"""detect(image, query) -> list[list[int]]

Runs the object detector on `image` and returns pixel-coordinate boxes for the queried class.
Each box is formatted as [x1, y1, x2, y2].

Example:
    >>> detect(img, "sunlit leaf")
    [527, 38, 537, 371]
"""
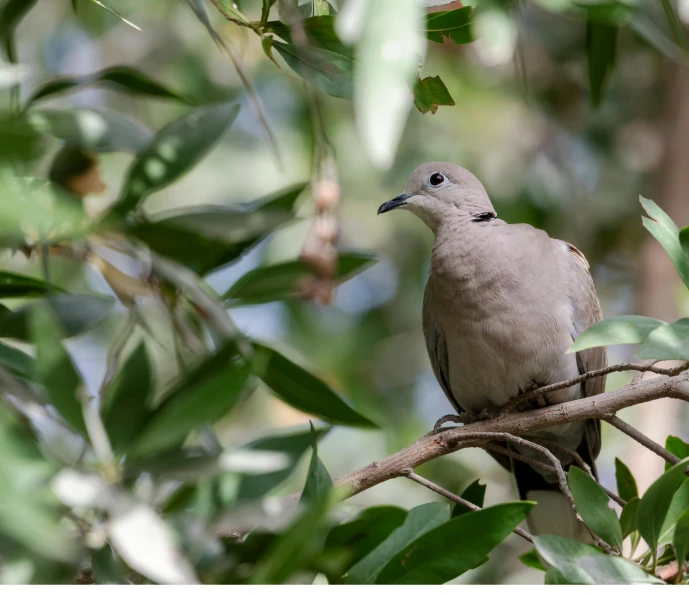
[635, 318, 689, 361]
[568, 315, 665, 353]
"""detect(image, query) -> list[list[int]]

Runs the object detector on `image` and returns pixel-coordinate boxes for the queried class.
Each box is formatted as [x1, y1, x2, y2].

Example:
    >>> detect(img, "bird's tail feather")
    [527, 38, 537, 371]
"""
[524, 489, 594, 543]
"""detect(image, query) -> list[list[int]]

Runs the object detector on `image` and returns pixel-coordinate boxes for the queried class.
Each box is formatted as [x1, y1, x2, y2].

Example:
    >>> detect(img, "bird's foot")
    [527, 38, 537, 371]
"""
[433, 410, 492, 433]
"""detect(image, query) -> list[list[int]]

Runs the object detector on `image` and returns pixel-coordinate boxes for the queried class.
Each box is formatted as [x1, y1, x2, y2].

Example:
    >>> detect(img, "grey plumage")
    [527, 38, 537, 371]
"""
[379, 162, 607, 539]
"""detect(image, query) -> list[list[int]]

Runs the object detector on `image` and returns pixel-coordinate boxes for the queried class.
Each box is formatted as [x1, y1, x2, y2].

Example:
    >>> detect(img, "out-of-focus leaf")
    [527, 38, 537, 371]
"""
[413, 75, 455, 114]
[635, 318, 689, 361]
[568, 315, 665, 353]
[102, 342, 152, 454]
[27, 108, 152, 153]
[272, 41, 354, 99]
[108, 502, 198, 584]
[114, 103, 240, 216]
[128, 342, 252, 458]
[641, 196, 689, 289]
[452, 478, 486, 518]
[533, 535, 662, 584]
[519, 548, 546, 571]
[673, 509, 689, 564]
[91, 545, 125, 584]
[301, 425, 333, 502]
[265, 16, 352, 56]
[620, 497, 639, 539]
[568, 467, 623, 550]
[210, 0, 250, 24]
[86, 0, 140, 30]
[325, 506, 407, 570]
[0, 0, 38, 60]
[0, 341, 33, 380]
[680, 225, 689, 264]
[586, 20, 617, 106]
[666, 436, 689, 471]
[637, 457, 689, 562]
[0, 271, 61, 298]
[615, 458, 638, 502]
[26, 65, 190, 106]
[253, 342, 376, 428]
[0, 294, 114, 341]
[234, 426, 328, 501]
[223, 252, 377, 305]
[346, 502, 450, 584]
[374, 503, 534, 584]
[30, 303, 85, 433]
[425, 7, 474, 43]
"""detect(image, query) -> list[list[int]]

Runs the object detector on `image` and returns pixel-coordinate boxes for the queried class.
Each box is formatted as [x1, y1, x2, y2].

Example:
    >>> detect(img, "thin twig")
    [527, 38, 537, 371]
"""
[405, 471, 533, 543]
[503, 361, 689, 413]
[606, 415, 681, 467]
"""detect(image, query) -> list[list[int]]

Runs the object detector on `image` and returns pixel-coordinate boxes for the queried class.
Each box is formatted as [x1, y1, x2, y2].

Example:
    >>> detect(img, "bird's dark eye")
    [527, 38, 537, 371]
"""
[429, 172, 445, 187]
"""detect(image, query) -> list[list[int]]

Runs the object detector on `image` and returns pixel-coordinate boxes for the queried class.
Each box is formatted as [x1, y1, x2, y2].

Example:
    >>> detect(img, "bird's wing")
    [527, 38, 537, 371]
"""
[561, 241, 607, 462]
[422, 283, 464, 414]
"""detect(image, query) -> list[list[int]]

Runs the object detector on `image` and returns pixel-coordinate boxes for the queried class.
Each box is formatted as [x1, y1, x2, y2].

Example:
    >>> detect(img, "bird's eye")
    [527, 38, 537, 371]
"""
[429, 172, 445, 187]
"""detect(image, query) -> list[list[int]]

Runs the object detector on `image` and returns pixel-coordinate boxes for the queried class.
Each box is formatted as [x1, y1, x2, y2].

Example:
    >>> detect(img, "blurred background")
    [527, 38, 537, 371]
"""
[3, 0, 689, 583]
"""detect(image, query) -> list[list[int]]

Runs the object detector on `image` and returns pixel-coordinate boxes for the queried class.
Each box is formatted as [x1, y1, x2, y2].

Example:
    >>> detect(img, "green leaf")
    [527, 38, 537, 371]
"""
[679, 225, 689, 263]
[210, 0, 250, 24]
[425, 7, 474, 44]
[452, 478, 486, 517]
[128, 342, 252, 458]
[254, 342, 376, 428]
[636, 318, 689, 361]
[27, 108, 152, 153]
[641, 196, 689, 289]
[265, 16, 352, 56]
[0, 271, 62, 298]
[374, 502, 534, 584]
[673, 508, 689, 564]
[26, 65, 190, 106]
[568, 466, 623, 550]
[620, 497, 640, 538]
[325, 506, 407, 571]
[637, 456, 689, 563]
[0, 294, 114, 341]
[586, 20, 617, 107]
[30, 303, 85, 433]
[272, 41, 354, 99]
[0, 340, 34, 380]
[568, 315, 665, 353]
[615, 457, 638, 502]
[519, 548, 546, 571]
[223, 252, 377, 305]
[658, 478, 689, 547]
[86, 0, 140, 30]
[114, 103, 240, 216]
[533, 535, 663, 584]
[666, 436, 689, 471]
[0, 0, 39, 61]
[301, 423, 333, 502]
[345, 501, 450, 584]
[413, 76, 455, 115]
[236, 425, 329, 501]
[102, 342, 153, 454]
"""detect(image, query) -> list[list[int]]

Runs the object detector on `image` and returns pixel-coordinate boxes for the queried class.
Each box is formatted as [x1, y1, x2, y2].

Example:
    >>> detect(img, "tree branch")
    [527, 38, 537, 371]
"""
[605, 415, 681, 467]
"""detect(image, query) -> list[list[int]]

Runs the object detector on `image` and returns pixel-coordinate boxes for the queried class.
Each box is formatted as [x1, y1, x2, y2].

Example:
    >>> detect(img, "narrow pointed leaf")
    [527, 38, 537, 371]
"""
[666, 436, 689, 471]
[615, 458, 638, 502]
[452, 478, 486, 517]
[300, 425, 333, 502]
[673, 508, 689, 564]
[586, 20, 617, 106]
[619, 497, 639, 538]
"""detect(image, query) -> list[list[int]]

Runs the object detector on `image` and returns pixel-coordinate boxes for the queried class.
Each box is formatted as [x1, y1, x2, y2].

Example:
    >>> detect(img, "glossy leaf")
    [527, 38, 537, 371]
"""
[615, 457, 638, 502]
[223, 252, 377, 305]
[452, 478, 486, 517]
[568, 315, 665, 353]
[586, 20, 617, 106]
[657, 477, 689, 547]
[272, 41, 354, 99]
[620, 497, 640, 538]
[641, 196, 689, 289]
[673, 508, 689, 564]
[637, 457, 689, 561]
[128, 342, 252, 458]
[30, 303, 85, 433]
[102, 342, 153, 454]
[300, 425, 333, 502]
[533, 535, 662, 584]
[374, 502, 534, 584]
[568, 467, 623, 550]
[666, 436, 689, 471]
[236, 425, 329, 501]
[345, 502, 450, 584]
[254, 342, 376, 428]
[27, 108, 152, 153]
[27, 65, 190, 106]
[0, 271, 61, 298]
[425, 7, 474, 44]
[0, 294, 114, 341]
[114, 103, 240, 215]
[635, 318, 689, 361]
[413, 75, 455, 115]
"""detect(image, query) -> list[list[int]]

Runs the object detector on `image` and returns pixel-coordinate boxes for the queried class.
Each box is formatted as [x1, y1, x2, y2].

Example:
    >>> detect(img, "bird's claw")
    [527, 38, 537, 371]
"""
[433, 410, 492, 433]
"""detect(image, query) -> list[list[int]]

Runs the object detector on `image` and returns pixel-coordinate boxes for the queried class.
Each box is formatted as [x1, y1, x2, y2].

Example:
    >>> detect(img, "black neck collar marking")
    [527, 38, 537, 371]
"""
[471, 212, 496, 223]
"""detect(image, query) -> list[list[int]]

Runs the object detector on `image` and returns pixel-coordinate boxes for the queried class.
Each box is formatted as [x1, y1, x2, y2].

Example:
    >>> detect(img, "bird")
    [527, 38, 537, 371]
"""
[377, 162, 607, 540]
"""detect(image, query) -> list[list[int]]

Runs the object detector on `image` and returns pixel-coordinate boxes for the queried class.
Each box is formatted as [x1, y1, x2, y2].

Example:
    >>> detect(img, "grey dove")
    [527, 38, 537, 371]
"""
[378, 162, 607, 540]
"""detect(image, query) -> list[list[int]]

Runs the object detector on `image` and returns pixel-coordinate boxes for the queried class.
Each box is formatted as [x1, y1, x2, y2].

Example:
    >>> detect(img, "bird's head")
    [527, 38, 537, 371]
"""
[377, 162, 496, 231]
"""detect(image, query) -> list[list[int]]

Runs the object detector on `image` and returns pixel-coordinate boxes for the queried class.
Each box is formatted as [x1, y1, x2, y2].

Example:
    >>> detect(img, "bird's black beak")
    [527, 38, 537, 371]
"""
[378, 193, 412, 215]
